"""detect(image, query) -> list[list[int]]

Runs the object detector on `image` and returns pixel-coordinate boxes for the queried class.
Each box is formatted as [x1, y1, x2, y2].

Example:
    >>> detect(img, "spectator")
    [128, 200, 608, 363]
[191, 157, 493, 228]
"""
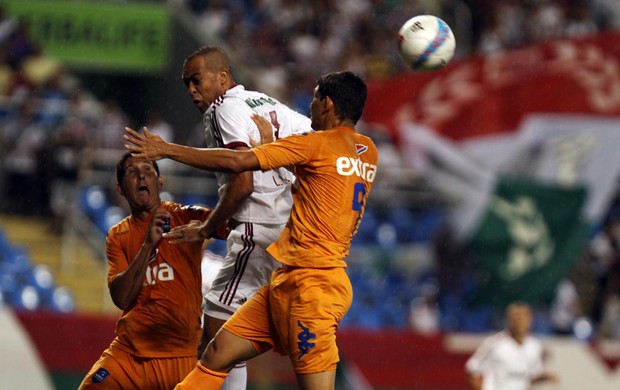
[2, 100, 48, 215]
[465, 302, 559, 390]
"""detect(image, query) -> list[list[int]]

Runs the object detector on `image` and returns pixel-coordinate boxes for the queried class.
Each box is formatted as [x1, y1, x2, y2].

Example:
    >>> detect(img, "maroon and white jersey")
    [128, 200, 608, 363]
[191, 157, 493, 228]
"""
[203, 85, 311, 224]
[465, 331, 545, 390]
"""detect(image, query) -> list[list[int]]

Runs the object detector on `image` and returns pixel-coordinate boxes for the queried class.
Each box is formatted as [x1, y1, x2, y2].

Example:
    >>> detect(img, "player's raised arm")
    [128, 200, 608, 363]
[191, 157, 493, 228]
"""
[124, 126, 261, 173]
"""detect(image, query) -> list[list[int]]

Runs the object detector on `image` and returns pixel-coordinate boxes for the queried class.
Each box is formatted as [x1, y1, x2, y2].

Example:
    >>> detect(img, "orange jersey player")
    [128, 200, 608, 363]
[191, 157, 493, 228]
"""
[79, 152, 227, 390]
[125, 70, 377, 390]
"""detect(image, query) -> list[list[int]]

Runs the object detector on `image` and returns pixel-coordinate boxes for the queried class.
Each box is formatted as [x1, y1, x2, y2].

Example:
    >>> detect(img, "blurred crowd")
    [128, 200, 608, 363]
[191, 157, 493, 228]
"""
[176, 0, 620, 110]
[1, 0, 620, 338]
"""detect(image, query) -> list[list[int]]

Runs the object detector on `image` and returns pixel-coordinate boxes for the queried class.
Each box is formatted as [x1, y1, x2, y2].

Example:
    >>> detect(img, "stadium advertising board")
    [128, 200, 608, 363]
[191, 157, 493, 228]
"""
[4, 0, 169, 73]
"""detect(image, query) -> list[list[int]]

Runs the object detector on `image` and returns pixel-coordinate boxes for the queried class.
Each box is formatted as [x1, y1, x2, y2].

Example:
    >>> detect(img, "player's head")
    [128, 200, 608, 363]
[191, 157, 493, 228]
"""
[505, 301, 533, 340]
[116, 152, 163, 212]
[311, 71, 367, 130]
[182, 46, 234, 113]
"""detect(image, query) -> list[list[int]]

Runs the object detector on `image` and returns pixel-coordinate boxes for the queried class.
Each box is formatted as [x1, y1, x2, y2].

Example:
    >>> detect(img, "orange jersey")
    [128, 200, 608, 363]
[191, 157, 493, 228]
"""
[106, 201, 211, 358]
[251, 126, 378, 268]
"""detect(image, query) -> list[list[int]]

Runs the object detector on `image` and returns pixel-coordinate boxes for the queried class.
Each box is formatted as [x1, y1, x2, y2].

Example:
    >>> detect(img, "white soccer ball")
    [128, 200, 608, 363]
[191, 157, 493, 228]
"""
[398, 15, 456, 72]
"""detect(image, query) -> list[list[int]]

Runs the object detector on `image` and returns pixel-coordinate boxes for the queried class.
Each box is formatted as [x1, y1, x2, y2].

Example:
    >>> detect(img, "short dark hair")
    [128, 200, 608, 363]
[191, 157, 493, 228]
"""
[184, 46, 231, 73]
[316, 71, 367, 124]
[116, 152, 160, 184]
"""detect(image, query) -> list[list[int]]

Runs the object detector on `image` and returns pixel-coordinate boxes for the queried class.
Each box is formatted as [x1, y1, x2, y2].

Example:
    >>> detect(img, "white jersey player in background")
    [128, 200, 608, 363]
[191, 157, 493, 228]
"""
[180, 46, 312, 390]
[465, 302, 559, 390]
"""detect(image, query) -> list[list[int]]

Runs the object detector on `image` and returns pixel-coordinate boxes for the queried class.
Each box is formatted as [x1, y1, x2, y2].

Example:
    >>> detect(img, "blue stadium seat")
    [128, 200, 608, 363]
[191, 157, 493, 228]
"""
[24, 265, 55, 297]
[103, 205, 125, 231]
[49, 286, 75, 313]
[460, 306, 492, 333]
[80, 185, 108, 216]
[2, 246, 31, 275]
[11, 285, 41, 311]
[0, 268, 19, 299]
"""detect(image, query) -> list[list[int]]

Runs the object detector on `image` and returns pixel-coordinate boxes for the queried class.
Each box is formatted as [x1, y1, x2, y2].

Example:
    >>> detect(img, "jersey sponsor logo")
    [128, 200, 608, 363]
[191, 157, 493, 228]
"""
[355, 144, 368, 155]
[336, 156, 377, 183]
[92, 367, 110, 383]
[296, 320, 316, 360]
[143, 262, 175, 286]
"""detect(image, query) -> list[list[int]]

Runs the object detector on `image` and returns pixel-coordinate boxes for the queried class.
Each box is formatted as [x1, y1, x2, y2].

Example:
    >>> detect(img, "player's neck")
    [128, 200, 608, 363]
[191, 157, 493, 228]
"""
[510, 331, 526, 344]
[330, 118, 356, 129]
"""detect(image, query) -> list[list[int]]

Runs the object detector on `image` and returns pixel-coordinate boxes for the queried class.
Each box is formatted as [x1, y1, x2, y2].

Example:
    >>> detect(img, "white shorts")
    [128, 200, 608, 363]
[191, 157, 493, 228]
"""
[204, 221, 284, 320]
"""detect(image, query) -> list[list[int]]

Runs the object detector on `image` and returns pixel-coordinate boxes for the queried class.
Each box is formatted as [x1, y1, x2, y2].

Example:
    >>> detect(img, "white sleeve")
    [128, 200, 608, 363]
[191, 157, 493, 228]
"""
[465, 336, 495, 374]
[213, 101, 256, 148]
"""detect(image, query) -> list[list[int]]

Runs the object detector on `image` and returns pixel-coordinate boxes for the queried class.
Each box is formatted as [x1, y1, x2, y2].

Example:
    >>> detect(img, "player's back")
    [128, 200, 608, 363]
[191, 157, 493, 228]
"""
[253, 126, 378, 268]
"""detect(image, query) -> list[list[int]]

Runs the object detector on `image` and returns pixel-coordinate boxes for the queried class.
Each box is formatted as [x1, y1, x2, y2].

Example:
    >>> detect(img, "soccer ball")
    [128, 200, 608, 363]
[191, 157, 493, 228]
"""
[398, 15, 456, 72]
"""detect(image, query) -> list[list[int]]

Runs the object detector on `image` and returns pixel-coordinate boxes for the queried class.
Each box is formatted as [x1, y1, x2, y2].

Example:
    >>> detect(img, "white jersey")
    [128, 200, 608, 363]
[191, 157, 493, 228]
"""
[465, 331, 544, 390]
[203, 85, 311, 224]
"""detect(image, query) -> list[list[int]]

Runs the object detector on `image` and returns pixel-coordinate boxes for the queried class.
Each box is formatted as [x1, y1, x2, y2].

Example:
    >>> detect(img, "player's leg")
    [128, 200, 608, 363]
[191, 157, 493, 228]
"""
[271, 267, 353, 390]
[177, 284, 277, 389]
[203, 316, 247, 390]
[202, 222, 283, 389]
[78, 347, 140, 389]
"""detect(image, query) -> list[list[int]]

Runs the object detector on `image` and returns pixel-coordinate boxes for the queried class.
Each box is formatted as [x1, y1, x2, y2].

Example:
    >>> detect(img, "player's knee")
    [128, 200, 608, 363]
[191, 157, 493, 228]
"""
[200, 329, 255, 373]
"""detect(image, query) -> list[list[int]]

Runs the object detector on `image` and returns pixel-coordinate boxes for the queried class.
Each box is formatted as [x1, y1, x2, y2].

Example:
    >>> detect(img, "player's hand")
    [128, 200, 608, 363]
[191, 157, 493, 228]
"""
[164, 220, 207, 244]
[249, 114, 275, 147]
[124, 126, 168, 160]
[147, 209, 170, 245]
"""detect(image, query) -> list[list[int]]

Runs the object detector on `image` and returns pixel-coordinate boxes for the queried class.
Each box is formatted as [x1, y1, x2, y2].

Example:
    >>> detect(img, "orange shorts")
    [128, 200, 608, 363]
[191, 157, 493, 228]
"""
[222, 266, 353, 374]
[78, 345, 196, 389]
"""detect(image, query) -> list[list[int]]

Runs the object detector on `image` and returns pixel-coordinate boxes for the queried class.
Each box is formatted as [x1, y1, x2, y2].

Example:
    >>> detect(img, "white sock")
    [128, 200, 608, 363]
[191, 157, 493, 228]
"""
[220, 362, 247, 390]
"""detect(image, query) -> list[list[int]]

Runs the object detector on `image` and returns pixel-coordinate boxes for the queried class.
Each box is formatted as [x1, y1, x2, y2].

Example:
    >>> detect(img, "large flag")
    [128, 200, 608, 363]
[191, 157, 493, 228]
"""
[397, 116, 620, 307]
[468, 177, 588, 307]
[364, 31, 620, 307]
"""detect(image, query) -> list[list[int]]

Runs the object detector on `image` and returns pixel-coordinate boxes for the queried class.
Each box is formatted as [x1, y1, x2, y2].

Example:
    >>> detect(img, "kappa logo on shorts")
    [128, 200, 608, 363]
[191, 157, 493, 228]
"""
[296, 320, 316, 360]
[92, 368, 110, 383]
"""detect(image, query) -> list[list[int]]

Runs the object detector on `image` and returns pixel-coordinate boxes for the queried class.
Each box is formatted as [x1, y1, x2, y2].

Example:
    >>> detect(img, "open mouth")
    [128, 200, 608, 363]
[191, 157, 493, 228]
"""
[138, 185, 150, 195]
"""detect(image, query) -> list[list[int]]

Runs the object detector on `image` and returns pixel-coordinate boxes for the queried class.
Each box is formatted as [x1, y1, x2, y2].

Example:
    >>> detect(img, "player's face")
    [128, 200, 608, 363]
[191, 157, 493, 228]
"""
[309, 86, 326, 131]
[506, 305, 532, 338]
[182, 56, 222, 114]
[119, 157, 162, 211]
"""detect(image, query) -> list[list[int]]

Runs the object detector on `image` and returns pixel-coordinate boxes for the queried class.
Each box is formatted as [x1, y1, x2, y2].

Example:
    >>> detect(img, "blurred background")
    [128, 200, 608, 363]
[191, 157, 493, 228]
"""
[1, 0, 620, 389]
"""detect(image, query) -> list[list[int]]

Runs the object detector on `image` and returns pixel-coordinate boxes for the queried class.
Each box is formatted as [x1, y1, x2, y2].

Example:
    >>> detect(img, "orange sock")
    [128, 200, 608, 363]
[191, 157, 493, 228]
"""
[174, 362, 228, 389]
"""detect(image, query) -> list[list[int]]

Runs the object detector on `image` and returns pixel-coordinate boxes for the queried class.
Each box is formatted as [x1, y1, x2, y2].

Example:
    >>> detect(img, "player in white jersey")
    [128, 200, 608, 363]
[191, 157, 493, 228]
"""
[465, 302, 558, 390]
[181, 46, 312, 390]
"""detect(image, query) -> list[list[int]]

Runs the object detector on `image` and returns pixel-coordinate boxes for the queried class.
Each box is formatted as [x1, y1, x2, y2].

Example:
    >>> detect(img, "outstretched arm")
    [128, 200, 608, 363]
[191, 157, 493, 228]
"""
[124, 127, 260, 173]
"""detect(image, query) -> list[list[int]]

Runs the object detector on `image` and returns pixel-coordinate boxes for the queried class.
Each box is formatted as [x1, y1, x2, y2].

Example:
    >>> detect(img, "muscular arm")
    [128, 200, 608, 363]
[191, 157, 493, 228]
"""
[124, 127, 261, 173]
[200, 146, 253, 237]
[109, 240, 156, 310]
[109, 210, 167, 310]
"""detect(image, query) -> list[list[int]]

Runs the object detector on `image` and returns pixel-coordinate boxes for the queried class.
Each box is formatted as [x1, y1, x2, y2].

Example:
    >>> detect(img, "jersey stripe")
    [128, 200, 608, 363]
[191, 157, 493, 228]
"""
[219, 222, 255, 305]
[211, 107, 225, 148]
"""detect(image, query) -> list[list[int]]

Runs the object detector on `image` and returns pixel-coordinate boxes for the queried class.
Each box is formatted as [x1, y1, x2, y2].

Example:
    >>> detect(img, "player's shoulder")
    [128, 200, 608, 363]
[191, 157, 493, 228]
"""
[523, 334, 543, 348]
[483, 331, 511, 347]
[107, 216, 132, 239]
